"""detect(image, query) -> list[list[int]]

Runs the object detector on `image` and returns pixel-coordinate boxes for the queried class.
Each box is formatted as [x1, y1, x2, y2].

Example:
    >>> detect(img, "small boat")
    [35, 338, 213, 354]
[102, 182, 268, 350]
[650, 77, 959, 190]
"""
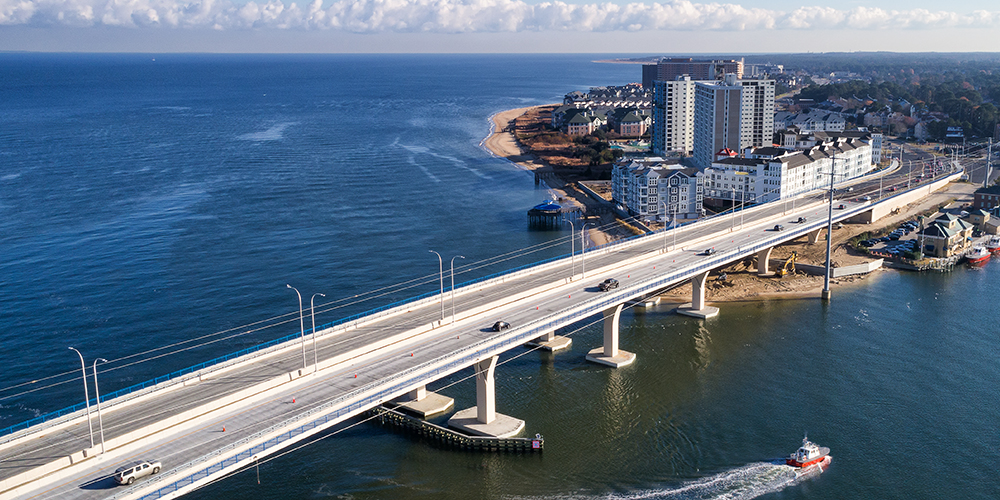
[965, 245, 991, 266]
[787, 436, 831, 470]
[987, 236, 1000, 255]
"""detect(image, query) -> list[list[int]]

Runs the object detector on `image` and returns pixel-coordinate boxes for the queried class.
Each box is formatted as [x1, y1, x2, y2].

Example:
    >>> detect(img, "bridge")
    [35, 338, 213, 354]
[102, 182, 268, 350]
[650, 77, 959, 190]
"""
[0, 165, 961, 500]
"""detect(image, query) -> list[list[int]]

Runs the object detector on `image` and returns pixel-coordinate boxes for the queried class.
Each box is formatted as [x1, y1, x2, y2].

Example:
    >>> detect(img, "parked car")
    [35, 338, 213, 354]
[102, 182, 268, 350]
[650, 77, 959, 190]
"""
[114, 460, 161, 485]
[492, 321, 510, 332]
[598, 278, 619, 292]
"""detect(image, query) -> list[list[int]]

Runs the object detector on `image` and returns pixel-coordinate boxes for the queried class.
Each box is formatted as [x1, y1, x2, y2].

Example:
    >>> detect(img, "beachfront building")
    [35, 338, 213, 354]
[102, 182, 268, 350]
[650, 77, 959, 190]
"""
[703, 136, 874, 204]
[776, 130, 882, 165]
[651, 76, 708, 156]
[612, 158, 704, 223]
[642, 58, 744, 88]
[692, 75, 775, 169]
[918, 213, 975, 258]
[773, 110, 846, 134]
[608, 108, 651, 138]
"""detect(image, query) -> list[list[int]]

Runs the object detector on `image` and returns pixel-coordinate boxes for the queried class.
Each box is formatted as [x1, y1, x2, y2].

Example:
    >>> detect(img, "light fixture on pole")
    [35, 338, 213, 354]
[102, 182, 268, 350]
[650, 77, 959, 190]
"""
[429, 250, 444, 321]
[822, 157, 837, 301]
[581, 222, 593, 279]
[92, 358, 108, 454]
[450, 255, 465, 324]
[310, 293, 325, 373]
[286, 284, 307, 371]
[563, 218, 575, 279]
[67, 347, 94, 449]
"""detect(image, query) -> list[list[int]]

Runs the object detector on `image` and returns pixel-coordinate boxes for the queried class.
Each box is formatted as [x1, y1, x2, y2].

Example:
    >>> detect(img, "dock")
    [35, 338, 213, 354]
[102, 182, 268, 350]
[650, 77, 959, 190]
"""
[367, 406, 544, 453]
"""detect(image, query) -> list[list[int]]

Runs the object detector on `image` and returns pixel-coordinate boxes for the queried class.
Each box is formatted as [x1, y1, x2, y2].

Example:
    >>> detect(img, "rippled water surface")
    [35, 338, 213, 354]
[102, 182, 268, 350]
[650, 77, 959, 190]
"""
[1, 54, 998, 499]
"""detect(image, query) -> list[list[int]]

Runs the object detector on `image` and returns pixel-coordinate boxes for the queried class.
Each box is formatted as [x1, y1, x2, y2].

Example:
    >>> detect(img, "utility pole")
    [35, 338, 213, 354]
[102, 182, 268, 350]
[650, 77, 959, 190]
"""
[822, 155, 836, 301]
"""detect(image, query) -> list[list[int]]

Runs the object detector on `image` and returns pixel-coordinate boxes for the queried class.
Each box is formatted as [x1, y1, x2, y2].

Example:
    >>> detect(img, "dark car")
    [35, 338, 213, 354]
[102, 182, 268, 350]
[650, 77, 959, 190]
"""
[702, 248, 716, 256]
[598, 278, 619, 292]
[491, 321, 510, 332]
[838, 204, 846, 210]
[774, 224, 785, 231]
[796, 217, 806, 223]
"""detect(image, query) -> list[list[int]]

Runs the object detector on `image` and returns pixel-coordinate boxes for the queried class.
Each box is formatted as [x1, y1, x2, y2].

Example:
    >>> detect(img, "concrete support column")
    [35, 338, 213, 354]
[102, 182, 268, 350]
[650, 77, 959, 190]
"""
[677, 270, 720, 319]
[526, 330, 572, 351]
[691, 270, 709, 311]
[757, 247, 774, 276]
[475, 356, 497, 424]
[408, 386, 427, 401]
[602, 303, 624, 358]
[448, 356, 525, 437]
[808, 228, 825, 244]
[586, 303, 635, 368]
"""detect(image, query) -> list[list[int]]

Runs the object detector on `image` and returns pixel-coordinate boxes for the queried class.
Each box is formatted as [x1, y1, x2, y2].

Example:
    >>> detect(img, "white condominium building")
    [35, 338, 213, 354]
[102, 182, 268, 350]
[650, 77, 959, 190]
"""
[611, 158, 705, 222]
[651, 76, 708, 156]
[692, 74, 775, 169]
[704, 136, 874, 204]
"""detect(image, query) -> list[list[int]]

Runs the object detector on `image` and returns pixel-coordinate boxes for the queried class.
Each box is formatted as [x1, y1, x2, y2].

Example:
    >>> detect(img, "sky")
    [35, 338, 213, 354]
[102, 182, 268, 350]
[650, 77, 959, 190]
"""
[1, 0, 999, 53]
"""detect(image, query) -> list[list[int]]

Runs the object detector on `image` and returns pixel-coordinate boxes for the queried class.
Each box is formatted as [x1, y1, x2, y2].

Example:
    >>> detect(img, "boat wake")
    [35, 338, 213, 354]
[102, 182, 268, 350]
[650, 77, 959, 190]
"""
[518, 462, 817, 500]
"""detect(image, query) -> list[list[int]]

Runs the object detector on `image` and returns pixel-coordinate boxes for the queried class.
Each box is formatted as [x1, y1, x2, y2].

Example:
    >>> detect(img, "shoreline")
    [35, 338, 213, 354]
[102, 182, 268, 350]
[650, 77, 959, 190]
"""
[481, 105, 978, 304]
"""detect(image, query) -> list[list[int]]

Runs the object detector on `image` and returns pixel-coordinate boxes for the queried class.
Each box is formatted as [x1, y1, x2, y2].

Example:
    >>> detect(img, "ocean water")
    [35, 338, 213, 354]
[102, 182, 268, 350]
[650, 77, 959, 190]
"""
[1, 54, 999, 500]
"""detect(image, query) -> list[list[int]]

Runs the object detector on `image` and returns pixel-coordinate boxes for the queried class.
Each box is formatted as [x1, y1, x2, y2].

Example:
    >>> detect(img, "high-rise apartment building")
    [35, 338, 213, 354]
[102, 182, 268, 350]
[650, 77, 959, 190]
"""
[651, 76, 705, 156]
[642, 58, 744, 88]
[691, 74, 775, 168]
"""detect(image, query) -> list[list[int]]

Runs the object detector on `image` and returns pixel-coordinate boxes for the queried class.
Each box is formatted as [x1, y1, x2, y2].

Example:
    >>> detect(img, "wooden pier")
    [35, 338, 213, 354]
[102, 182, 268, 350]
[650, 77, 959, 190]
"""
[367, 406, 543, 453]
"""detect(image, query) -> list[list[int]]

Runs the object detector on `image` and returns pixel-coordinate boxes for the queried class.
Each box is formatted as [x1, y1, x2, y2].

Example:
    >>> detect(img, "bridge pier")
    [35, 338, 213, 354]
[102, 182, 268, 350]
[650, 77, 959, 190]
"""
[756, 247, 775, 276]
[395, 385, 454, 418]
[448, 356, 525, 437]
[807, 228, 825, 244]
[586, 303, 636, 368]
[525, 330, 572, 352]
[676, 271, 720, 319]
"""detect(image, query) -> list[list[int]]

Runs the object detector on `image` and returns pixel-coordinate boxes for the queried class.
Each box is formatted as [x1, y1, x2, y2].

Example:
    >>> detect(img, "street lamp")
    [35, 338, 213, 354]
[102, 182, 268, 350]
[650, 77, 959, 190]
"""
[563, 218, 575, 279]
[450, 255, 465, 324]
[67, 347, 94, 449]
[310, 293, 325, 373]
[581, 222, 593, 279]
[429, 250, 444, 321]
[659, 200, 668, 252]
[92, 358, 108, 454]
[285, 284, 307, 371]
[822, 158, 837, 301]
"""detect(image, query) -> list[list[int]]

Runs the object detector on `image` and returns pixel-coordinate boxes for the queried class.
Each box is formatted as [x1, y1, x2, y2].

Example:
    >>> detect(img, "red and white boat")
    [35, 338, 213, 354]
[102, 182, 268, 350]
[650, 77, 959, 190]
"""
[986, 236, 1000, 255]
[787, 436, 831, 471]
[965, 245, 991, 266]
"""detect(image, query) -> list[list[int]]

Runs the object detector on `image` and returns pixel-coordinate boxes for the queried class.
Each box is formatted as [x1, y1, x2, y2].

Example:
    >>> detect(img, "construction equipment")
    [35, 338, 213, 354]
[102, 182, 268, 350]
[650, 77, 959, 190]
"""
[777, 252, 798, 277]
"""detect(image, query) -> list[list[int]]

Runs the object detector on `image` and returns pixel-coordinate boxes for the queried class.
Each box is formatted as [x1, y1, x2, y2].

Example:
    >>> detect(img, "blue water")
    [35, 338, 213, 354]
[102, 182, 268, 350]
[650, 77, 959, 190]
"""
[2, 54, 999, 499]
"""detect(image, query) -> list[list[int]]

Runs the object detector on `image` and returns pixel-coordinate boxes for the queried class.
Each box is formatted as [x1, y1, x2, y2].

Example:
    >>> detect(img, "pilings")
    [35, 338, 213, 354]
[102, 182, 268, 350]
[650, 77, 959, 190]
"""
[369, 406, 543, 453]
[586, 303, 636, 368]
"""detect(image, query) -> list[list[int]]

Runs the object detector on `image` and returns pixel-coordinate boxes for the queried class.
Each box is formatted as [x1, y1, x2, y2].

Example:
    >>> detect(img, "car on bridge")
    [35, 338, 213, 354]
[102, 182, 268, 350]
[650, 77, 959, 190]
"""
[114, 459, 161, 485]
[773, 224, 785, 231]
[702, 248, 716, 256]
[795, 217, 806, 223]
[598, 278, 619, 291]
[492, 321, 510, 332]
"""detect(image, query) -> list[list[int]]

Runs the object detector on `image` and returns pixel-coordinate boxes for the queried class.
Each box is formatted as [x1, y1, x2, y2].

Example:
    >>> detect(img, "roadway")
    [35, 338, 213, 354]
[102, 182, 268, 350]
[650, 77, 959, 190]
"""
[0, 186, 901, 500]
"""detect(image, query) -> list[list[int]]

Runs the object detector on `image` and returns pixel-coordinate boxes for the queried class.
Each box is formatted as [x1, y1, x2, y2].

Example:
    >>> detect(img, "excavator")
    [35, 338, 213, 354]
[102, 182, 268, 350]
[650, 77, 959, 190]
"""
[777, 252, 797, 277]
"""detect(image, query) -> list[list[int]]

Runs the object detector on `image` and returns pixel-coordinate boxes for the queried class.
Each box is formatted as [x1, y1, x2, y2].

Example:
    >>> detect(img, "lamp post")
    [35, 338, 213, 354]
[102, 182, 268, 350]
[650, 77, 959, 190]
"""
[285, 284, 307, 371]
[659, 200, 668, 252]
[310, 293, 325, 373]
[92, 358, 108, 454]
[450, 255, 465, 324]
[429, 250, 444, 322]
[67, 347, 94, 449]
[563, 219, 575, 279]
[581, 222, 593, 279]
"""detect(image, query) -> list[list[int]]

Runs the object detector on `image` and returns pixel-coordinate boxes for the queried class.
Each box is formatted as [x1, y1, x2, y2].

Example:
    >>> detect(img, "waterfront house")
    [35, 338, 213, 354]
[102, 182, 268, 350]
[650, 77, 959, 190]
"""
[973, 184, 1000, 211]
[967, 209, 991, 232]
[918, 213, 975, 258]
[611, 158, 704, 222]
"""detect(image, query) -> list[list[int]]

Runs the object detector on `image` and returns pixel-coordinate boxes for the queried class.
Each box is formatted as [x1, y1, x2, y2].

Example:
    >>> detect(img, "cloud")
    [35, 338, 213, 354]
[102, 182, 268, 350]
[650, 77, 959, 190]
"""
[1, 0, 999, 32]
